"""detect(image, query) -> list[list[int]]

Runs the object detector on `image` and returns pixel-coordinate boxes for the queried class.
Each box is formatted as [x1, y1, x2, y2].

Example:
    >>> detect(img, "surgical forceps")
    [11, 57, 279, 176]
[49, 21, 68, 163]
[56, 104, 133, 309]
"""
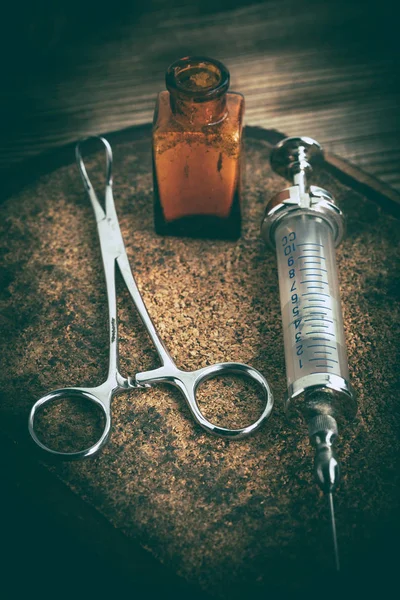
[28, 137, 274, 460]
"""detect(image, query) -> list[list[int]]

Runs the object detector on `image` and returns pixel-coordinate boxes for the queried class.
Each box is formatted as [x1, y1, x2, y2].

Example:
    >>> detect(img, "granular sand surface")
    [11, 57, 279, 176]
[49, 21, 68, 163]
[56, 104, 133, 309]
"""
[0, 128, 399, 597]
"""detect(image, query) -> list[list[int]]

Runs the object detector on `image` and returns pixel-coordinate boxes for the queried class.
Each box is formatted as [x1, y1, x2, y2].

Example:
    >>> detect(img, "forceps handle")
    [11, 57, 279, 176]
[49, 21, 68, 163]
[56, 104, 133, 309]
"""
[28, 386, 112, 460]
[136, 361, 274, 439]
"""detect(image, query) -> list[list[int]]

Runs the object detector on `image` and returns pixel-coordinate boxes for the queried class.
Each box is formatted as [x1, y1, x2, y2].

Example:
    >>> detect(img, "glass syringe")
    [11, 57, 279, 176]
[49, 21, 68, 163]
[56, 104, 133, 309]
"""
[261, 137, 357, 570]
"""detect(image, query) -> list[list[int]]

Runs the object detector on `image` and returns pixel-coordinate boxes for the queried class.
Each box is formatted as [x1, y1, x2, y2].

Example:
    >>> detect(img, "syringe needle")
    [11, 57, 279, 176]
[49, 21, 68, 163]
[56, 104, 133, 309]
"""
[328, 492, 340, 572]
[308, 412, 341, 571]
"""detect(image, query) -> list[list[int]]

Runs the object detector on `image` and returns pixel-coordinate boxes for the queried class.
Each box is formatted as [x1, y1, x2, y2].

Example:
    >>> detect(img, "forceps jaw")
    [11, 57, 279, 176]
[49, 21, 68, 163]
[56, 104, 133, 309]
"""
[75, 136, 113, 190]
[75, 137, 114, 224]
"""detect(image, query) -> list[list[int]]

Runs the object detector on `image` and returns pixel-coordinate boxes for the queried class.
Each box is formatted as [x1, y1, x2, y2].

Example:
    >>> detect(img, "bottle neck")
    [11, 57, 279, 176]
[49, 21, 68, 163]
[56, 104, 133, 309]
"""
[170, 93, 227, 126]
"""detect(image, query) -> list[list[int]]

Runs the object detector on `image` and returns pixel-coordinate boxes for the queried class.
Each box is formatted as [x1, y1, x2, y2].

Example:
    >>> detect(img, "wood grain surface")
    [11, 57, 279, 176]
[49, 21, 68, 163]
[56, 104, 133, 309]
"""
[1, 0, 399, 189]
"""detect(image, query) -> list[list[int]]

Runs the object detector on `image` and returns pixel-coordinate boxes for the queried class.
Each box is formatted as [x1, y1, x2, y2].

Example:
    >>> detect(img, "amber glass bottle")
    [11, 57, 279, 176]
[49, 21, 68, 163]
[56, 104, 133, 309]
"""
[152, 56, 244, 239]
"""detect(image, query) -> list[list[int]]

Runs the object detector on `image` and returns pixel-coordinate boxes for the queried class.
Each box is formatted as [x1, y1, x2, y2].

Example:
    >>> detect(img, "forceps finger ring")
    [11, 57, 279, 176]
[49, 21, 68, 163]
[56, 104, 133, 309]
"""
[136, 361, 273, 440]
[28, 387, 112, 460]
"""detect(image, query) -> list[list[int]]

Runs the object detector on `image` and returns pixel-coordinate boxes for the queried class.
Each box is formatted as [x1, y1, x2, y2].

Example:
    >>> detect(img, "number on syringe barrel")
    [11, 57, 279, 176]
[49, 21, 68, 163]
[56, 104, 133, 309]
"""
[276, 215, 350, 387]
[281, 232, 304, 368]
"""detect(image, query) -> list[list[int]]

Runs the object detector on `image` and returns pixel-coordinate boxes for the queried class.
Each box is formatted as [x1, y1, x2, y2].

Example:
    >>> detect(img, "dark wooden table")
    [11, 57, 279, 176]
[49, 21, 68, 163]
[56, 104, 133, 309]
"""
[1, 0, 399, 190]
[1, 1, 399, 597]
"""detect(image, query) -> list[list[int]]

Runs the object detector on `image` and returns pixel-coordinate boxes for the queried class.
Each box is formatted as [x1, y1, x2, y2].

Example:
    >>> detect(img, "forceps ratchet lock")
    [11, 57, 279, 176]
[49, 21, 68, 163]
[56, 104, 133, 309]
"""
[28, 136, 274, 460]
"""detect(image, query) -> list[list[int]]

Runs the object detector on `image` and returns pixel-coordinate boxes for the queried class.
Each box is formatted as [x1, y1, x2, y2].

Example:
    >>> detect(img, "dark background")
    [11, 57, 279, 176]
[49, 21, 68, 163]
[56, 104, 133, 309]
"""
[1, 0, 399, 189]
[1, 1, 399, 598]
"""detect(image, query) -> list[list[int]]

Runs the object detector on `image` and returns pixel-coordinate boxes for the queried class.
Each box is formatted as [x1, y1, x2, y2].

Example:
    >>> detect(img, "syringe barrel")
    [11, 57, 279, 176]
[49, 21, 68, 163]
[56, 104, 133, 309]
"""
[262, 186, 357, 424]
[275, 214, 349, 387]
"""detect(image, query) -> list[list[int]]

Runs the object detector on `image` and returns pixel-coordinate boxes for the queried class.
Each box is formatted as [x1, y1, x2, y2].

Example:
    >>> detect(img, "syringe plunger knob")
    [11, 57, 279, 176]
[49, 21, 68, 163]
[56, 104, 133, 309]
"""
[309, 414, 340, 494]
[270, 136, 323, 181]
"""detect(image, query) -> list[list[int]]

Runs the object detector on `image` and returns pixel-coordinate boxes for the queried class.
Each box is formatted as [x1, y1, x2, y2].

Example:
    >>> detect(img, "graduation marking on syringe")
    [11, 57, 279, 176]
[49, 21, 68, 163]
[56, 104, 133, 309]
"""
[306, 331, 334, 336]
[307, 344, 336, 350]
[304, 305, 331, 311]
[300, 268, 327, 272]
[310, 358, 338, 363]
[304, 317, 334, 323]
[298, 255, 326, 260]
[302, 292, 330, 297]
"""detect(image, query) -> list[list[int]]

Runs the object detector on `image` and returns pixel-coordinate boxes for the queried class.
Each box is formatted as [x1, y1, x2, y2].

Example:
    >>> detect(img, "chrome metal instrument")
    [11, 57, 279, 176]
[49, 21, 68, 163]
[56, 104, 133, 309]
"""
[262, 136, 357, 570]
[28, 136, 273, 460]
